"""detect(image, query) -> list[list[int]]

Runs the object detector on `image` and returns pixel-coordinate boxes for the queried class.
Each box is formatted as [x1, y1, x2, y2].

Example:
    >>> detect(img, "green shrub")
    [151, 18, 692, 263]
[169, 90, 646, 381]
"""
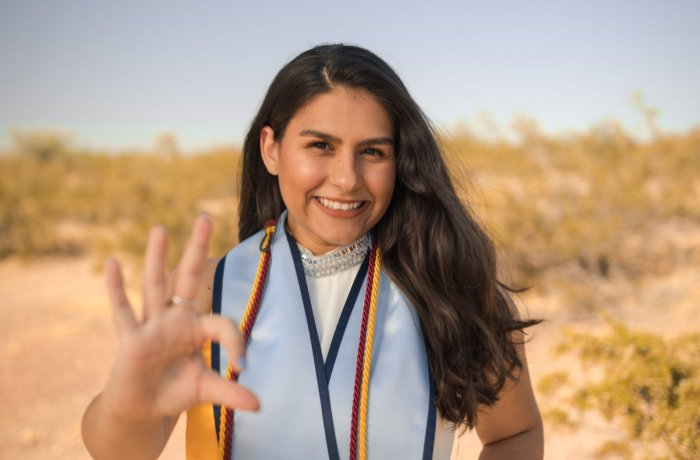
[539, 318, 700, 459]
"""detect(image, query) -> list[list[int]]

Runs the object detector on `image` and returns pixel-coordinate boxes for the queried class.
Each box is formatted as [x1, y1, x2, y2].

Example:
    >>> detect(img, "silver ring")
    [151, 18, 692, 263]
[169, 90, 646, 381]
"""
[171, 294, 196, 307]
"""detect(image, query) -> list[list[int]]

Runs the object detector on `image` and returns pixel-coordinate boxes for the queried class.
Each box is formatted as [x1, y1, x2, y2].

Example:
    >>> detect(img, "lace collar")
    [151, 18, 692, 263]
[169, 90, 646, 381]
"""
[297, 234, 370, 277]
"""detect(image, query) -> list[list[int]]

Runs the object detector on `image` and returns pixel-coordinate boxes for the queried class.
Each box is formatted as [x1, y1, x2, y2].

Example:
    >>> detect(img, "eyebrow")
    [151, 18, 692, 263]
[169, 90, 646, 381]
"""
[299, 129, 394, 147]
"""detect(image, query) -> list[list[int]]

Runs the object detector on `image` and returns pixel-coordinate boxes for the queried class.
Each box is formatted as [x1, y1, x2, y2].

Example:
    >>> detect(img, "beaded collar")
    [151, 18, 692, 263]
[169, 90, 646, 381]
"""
[298, 234, 370, 277]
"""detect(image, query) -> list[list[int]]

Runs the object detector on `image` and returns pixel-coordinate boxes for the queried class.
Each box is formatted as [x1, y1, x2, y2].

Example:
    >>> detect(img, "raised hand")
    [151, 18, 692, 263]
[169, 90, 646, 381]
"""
[83, 215, 258, 460]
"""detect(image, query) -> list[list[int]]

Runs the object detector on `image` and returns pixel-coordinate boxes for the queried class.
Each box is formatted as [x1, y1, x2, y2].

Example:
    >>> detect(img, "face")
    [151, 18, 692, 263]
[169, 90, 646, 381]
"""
[260, 87, 396, 255]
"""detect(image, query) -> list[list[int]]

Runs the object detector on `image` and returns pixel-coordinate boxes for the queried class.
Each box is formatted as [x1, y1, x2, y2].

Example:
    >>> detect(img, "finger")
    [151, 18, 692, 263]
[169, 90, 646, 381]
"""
[105, 257, 137, 336]
[143, 225, 168, 319]
[197, 370, 260, 411]
[198, 315, 246, 373]
[173, 215, 212, 307]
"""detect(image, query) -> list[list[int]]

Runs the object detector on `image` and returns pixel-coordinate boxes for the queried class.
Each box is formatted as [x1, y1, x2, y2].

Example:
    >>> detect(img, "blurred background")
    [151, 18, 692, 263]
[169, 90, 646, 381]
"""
[1, 1, 698, 459]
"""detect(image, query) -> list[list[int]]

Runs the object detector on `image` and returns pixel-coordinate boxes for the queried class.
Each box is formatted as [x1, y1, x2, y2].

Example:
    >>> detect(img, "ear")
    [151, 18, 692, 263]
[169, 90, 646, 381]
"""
[260, 126, 279, 176]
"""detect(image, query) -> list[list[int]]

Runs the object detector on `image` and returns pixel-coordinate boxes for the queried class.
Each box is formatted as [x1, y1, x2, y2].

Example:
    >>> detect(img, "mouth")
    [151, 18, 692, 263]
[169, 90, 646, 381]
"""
[315, 197, 367, 211]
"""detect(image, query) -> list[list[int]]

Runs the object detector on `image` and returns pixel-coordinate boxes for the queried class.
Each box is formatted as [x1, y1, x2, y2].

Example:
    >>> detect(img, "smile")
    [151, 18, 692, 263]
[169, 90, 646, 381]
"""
[316, 197, 365, 211]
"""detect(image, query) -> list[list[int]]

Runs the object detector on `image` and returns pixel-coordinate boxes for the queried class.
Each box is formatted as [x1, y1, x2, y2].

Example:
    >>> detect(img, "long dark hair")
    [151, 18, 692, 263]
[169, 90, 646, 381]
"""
[238, 44, 539, 428]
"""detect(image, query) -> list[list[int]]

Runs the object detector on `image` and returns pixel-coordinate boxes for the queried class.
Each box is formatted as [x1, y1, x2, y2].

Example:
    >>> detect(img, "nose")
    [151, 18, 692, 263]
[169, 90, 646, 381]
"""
[329, 149, 361, 192]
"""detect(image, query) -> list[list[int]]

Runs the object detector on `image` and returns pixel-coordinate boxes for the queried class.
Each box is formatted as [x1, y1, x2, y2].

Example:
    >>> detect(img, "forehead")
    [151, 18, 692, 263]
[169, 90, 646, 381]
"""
[286, 87, 393, 139]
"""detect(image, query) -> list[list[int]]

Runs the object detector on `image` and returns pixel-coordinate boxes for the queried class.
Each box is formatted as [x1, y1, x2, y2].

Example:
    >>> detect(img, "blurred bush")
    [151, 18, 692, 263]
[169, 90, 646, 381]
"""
[440, 119, 700, 308]
[538, 318, 700, 459]
[0, 130, 241, 267]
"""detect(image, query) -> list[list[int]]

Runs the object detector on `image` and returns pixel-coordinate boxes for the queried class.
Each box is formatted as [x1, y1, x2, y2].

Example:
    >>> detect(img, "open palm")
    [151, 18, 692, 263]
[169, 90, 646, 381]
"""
[100, 216, 258, 421]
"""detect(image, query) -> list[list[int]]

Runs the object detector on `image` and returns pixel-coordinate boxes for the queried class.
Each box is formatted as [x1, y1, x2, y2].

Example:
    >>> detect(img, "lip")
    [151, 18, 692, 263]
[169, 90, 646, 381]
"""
[313, 196, 369, 218]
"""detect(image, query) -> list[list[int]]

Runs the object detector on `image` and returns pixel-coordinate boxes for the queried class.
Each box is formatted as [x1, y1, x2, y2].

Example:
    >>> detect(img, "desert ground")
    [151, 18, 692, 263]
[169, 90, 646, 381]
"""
[1, 253, 697, 459]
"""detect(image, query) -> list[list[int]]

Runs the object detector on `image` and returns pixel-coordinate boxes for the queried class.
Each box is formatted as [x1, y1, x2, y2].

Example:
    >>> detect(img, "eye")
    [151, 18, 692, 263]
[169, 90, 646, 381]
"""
[309, 141, 331, 151]
[362, 147, 384, 157]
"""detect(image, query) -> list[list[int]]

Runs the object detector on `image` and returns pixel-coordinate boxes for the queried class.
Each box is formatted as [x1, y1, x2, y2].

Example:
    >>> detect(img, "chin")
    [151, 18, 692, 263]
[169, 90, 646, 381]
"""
[321, 229, 367, 247]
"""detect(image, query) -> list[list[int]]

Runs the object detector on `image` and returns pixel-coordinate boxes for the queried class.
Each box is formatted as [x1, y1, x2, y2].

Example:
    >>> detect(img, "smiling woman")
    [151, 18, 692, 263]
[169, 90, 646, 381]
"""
[259, 87, 396, 255]
[82, 44, 543, 460]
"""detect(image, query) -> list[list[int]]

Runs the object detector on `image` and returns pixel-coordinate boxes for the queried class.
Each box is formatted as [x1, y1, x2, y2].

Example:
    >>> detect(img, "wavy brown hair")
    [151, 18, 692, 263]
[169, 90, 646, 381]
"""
[238, 44, 540, 428]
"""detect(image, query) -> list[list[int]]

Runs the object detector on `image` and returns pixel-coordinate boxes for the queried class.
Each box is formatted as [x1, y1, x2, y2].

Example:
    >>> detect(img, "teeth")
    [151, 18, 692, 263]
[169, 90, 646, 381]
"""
[317, 197, 363, 211]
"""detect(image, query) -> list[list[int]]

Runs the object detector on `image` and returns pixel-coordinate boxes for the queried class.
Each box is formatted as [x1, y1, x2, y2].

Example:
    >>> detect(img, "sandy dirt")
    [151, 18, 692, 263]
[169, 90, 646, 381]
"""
[0, 257, 186, 460]
[1, 256, 697, 459]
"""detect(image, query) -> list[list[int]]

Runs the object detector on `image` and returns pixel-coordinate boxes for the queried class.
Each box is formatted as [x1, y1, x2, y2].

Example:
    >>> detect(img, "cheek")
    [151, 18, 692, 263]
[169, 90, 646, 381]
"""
[278, 156, 326, 197]
[367, 166, 396, 203]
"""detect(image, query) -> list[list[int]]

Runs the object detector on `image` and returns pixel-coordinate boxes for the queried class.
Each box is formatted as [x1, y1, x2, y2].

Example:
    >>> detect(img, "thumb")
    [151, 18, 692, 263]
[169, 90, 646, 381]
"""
[196, 370, 260, 411]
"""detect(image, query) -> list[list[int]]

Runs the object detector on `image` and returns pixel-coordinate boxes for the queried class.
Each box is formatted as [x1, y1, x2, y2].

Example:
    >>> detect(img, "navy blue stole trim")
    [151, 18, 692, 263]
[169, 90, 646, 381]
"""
[211, 256, 226, 443]
[421, 376, 437, 460]
[286, 230, 341, 460]
[324, 255, 369, 380]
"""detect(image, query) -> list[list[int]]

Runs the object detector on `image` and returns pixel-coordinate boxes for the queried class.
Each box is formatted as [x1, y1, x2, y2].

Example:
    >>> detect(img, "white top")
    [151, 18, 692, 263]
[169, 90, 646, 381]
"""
[306, 263, 362, 359]
[304, 259, 455, 460]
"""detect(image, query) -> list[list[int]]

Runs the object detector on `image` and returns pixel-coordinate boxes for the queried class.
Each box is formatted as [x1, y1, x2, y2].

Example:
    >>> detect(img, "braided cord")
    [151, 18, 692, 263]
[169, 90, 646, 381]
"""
[349, 237, 381, 460]
[349, 243, 375, 460]
[218, 224, 275, 459]
[357, 246, 381, 460]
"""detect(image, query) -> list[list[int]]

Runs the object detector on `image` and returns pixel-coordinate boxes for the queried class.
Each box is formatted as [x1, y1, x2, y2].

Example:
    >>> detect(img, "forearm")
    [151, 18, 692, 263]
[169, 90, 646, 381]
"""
[478, 425, 544, 460]
[81, 393, 175, 460]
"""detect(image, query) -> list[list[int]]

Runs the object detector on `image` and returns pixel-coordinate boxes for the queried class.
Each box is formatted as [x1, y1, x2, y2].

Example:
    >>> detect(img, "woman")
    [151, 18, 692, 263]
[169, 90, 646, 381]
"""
[82, 44, 543, 460]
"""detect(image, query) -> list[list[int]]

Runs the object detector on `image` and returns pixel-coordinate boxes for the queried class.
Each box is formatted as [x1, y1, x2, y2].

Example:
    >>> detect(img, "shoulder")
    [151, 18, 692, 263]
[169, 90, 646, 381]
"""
[225, 228, 270, 261]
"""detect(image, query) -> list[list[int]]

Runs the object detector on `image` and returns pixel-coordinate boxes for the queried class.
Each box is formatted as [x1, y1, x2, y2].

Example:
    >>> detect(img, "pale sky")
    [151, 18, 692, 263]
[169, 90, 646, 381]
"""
[1, 0, 698, 151]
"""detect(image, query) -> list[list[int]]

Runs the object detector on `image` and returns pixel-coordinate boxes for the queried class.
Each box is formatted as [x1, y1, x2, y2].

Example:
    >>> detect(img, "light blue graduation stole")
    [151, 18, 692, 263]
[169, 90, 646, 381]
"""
[211, 216, 436, 459]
